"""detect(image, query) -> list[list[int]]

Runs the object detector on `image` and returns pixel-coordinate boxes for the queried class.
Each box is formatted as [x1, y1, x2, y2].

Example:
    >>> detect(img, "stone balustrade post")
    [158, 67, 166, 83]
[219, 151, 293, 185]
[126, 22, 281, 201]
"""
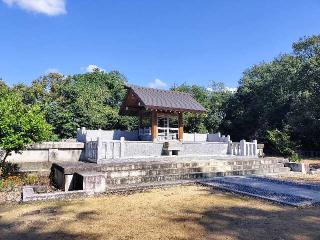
[120, 137, 125, 158]
[227, 140, 233, 155]
[97, 137, 103, 163]
[253, 140, 258, 156]
[240, 139, 246, 156]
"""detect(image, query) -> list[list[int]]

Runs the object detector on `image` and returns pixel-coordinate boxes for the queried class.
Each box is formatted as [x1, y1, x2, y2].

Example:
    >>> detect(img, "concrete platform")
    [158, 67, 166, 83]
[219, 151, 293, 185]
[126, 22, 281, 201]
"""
[51, 157, 289, 193]
[200, 176, 320, 206]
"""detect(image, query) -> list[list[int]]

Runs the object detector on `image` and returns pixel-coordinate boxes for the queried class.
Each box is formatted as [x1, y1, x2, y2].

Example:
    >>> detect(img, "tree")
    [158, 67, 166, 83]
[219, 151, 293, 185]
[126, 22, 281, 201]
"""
[19, 71, 138, 139]
[173, 82, 232, 134]
[222, 35, 320, 154]
[173, 84, 210, 133]
[0, 86, 52, 162]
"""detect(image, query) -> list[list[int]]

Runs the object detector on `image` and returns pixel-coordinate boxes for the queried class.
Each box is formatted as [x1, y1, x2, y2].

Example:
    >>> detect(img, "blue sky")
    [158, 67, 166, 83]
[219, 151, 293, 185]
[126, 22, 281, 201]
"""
[1, 0, 320, 89]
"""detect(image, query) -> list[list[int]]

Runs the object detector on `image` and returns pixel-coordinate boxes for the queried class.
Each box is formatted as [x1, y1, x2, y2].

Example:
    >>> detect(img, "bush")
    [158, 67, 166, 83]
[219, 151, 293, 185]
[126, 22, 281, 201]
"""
[0, 162, 19, 178]
[24, 174, 39, 185]
[267, 128, 300, 160]
[0, 176, 23, 192]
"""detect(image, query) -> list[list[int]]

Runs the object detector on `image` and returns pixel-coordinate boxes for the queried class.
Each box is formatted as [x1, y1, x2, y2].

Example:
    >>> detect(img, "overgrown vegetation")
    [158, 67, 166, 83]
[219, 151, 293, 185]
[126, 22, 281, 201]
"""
[1, 35, 319, 161]
[0, 83, 52, 164]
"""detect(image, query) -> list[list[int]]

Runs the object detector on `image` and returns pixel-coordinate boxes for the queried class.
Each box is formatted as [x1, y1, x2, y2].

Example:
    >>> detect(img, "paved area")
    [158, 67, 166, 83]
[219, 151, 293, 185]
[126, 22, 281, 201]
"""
[200, 176, 320, 206]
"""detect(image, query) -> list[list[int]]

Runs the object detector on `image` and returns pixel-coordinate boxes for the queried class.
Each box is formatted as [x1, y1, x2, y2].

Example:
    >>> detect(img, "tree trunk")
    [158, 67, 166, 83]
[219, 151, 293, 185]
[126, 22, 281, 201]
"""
[1, 151, 9, 162]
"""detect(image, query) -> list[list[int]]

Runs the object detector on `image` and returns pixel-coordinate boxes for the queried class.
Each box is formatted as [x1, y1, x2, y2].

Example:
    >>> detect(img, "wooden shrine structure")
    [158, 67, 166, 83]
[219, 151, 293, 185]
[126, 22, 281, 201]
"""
[120, 85, 206, 141]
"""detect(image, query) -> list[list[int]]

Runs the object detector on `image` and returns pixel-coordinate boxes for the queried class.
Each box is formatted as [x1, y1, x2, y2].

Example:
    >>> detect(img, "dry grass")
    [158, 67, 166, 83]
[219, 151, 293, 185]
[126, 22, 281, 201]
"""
[1, 185, 320, 240]
[276, 172, 320, 183]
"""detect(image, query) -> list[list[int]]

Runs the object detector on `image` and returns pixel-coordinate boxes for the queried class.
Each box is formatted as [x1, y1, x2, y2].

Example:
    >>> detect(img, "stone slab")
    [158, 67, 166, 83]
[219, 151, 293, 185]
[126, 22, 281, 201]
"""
[22, 186, 94, 202]
[200, 176, 320, 206]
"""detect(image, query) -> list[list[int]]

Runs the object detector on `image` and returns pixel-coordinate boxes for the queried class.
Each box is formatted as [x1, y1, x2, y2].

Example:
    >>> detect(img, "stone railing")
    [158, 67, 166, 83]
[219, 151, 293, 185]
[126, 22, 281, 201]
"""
[228, 140, 258, 157]
[85, 137, 230, 163]
[183, 132, 230, 142]
[85, 141, 98, 162]
[77, 127, 139, 142]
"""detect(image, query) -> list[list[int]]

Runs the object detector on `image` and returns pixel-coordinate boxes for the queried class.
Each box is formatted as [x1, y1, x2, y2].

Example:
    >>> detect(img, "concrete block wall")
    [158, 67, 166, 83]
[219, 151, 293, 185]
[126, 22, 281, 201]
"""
[6, 142, 85, 163]
[182, 142, 229, 156]
[88, 138, 230, 162]
[183, 132, 230, 143]
[77, 127, 139, 142]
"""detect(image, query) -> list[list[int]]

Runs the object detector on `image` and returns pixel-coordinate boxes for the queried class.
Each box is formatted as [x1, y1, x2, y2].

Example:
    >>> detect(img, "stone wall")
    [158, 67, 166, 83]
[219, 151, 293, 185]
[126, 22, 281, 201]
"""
[77, 127, 139, 142]
[85, 138, 231, 163]
[5, 142, 85, 171]
[182, 132, 230, 142]
[182, 142, 229, 155]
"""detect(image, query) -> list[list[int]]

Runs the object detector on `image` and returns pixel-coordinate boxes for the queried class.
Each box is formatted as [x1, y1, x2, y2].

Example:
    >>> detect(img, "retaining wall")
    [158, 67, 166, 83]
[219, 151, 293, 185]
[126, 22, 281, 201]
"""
[5, 142, 85, 171]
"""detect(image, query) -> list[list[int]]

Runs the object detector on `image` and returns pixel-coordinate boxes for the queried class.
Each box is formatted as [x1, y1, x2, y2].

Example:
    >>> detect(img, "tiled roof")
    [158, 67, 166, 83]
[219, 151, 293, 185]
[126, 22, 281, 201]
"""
[126, 85, 206, 113]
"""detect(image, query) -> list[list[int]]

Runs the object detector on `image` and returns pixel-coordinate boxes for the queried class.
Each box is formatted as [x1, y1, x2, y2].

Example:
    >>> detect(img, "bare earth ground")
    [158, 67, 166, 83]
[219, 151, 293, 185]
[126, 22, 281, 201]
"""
[276, 172, 320, 183]
[1, 185, 320, 240]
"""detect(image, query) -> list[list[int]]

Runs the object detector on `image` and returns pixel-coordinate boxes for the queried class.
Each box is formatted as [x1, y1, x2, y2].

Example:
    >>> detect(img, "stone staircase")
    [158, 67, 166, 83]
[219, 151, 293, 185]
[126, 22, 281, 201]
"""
[101, 157, 289, 190]
[52, 157, 290, 193]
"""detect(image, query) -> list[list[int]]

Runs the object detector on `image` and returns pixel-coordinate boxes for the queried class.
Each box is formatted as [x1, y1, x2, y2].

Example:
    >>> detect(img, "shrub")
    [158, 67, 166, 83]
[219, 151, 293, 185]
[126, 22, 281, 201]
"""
[267, 128, 300, 161]
[0, 176, 23, 191]
[24, 174, 39, 185]
[0, 162, 19, 178]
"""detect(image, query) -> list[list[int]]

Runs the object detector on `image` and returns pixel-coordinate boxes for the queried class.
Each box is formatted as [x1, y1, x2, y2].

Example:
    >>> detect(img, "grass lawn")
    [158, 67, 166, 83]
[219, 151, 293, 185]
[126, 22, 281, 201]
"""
[1, 185, 320, 240]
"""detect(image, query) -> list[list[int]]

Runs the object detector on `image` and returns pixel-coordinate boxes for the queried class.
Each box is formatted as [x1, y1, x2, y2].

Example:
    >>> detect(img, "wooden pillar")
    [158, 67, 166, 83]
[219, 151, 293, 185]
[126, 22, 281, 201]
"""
[178, 112, 184, 141]
[138, 110, 143, 129]
[151, 111, 158, 141]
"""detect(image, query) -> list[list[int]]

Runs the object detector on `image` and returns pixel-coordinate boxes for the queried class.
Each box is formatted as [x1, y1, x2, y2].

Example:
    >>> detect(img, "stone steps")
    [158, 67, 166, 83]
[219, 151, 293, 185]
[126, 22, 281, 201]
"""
[52, 157, 290, 192]
[104, 162, 290, 186]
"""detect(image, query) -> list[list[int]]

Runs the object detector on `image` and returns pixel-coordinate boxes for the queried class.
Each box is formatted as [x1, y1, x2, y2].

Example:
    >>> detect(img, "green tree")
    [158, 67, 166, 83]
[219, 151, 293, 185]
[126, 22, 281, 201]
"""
[0, 86, 52, 162]
[222, 35, 320, 154]
[20, 71, 137, 139]
[174, 84, 209, 133]
[174, 82, 232, 134]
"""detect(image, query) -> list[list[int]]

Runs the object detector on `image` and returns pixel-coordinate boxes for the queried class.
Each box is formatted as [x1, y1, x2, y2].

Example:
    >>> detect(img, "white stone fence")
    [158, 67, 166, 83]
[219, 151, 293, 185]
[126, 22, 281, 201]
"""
[85, 137, 258, 163]
[228, 140, 258, 157]
[77, 127, 230, 143]
[183, 132, 230, 142]
[77, 127, 139, 142]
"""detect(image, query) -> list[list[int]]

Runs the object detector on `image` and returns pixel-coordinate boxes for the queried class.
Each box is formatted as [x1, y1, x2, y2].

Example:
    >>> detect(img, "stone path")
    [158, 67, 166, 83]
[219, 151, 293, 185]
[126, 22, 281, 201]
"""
[200, 176, 320, 206]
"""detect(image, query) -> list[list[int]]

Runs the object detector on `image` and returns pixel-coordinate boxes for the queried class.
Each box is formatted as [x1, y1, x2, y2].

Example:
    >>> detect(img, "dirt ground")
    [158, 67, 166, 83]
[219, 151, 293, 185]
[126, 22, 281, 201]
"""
[1, 185, 320, 240]
[275, 172, 320, 183]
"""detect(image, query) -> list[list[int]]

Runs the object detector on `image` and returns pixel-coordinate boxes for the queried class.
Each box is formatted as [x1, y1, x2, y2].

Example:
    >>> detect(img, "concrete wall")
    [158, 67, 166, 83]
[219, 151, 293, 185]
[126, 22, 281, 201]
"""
[124, 141, 163, 158]
[6, 142, 85, 163]
[183, 132, 230, 142]
[77, 127, 139, 142]
[87, 138, 230, 163]
[182, 142, 229, 155]
[78, 128, 230, 143]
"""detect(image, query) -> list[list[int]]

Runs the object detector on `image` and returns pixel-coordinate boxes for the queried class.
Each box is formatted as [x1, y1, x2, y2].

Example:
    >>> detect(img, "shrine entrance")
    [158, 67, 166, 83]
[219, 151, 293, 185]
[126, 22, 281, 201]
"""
[157, 114, 179, 141]
[119, 85, 206, 142]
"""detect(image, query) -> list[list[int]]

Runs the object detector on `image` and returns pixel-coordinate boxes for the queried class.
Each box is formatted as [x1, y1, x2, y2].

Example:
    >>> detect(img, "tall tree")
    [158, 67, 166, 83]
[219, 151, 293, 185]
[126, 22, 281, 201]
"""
[20, 71, 138, 139]
[0, 85, 52, 162]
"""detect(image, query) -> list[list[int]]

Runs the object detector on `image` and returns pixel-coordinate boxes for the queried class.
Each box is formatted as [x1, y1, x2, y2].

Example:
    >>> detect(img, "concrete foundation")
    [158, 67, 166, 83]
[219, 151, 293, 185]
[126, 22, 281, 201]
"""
[51, 157, 289, 193]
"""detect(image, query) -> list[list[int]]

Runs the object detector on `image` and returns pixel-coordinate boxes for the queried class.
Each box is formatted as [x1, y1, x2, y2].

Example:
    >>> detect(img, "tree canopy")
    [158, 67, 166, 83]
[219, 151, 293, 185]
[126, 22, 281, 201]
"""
[221, 35, 320, 155]
[16, 71, 138, 139]
[0, 86, 52, 162]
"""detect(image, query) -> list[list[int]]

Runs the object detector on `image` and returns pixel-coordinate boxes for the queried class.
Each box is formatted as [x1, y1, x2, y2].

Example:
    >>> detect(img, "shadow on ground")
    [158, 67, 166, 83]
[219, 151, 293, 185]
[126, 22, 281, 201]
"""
[0, 203, 101, 240]
[170, 190, 320, 240]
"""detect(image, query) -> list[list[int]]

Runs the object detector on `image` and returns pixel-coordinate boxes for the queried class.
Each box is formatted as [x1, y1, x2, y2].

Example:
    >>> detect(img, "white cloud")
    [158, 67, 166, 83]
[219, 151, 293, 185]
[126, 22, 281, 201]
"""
[2, 0, 66, 16]
[148, 78, 167, 89]
[85, 64, 105, 73]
